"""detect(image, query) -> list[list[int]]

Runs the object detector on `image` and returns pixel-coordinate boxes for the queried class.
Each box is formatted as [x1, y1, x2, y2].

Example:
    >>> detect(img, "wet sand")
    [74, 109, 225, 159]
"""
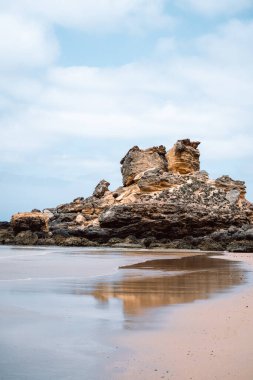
[0, 247, 252, 379]
[109, 252, 253, 380]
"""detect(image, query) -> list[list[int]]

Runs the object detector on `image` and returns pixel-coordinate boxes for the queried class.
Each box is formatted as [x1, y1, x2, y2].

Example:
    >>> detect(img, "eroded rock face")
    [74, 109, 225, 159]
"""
[215, 175, 246, 201]
[120, 145, 168, 186]
[0, 221, 14, 244]
[11, 212, 48, 234]
[93, 180, 110, 198]
[3, 138, 253, 251]
[166, 139, 200, 174]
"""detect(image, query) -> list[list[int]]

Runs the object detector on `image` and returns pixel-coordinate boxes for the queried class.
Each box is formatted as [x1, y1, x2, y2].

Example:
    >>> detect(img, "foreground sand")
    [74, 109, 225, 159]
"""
[0, 247, 252, 380]
[108, 252, 253, 380]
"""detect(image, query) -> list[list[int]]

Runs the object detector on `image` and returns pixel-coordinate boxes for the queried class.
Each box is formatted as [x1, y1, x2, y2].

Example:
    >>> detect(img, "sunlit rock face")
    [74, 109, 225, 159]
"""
[11, 212, 48, 234]
[120, 145, 168, 186]
[2, 138, 253, 251]
[166, 139, 200, 174]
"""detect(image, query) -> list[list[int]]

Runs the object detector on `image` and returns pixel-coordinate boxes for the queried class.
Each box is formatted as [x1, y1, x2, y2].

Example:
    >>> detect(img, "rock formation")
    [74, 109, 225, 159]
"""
[121, 145, 167, 186]
[1, 139, 253, 251]
[167, 139, 200, 174]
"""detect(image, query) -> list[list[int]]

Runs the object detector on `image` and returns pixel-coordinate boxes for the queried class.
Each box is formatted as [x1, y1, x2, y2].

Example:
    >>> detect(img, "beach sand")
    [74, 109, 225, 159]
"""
[108, 252, 253, 380]
[0, 247, 253, 380]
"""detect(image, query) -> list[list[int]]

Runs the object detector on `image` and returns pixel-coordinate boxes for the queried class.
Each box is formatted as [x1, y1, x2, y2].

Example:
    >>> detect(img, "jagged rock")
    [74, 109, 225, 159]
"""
[215, 175, 246, 199]
[73, 197, 84, 202]
[120, 145, 168, 186]
[3, 138, 253, 251]
[0, 221, 14, 244]
[137, 169, 185, 192]
[99, 201, 250, 240]
[227, 240, 253, 253]
[93, 180, 110, 198]
[43, 209, 55, 220]
[166, 139, 200, 174]
[14, 231, 38, 245]
[226, 190, 240, 205]
[11, 212, 48, 234]
[0, 221, 11, 229]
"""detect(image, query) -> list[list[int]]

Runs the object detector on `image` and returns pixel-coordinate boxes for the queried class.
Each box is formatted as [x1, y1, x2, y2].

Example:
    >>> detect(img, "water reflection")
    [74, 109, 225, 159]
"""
[79, 255, 246, 317]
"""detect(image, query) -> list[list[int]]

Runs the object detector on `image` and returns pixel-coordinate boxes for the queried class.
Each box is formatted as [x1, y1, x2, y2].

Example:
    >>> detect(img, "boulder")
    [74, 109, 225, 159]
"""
[166, 139, 200, 174]
[11, 212, 48, 234]
[93, 179, 110, 198]
[215, 175, 246, 200]
[14, 231, 38, 245]
[120, 145, 168, 186]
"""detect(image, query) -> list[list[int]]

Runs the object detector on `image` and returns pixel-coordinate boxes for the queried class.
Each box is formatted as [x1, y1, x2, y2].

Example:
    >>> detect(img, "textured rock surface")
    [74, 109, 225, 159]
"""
[11, 212, 48, 234]
[120, 145, 167, 186]
[93, 180, 110, 198]
[167, 139, 200, 174]
[2, 139, 253, 251]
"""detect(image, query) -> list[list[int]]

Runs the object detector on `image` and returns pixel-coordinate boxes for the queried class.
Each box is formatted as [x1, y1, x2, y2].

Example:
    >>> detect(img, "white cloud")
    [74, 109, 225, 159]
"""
[177, 0, 253, 15]
[0, 0, 172, 33]
[203, 135, 253, 160]
[155, 37, 176, 54]
[1, 18, 253, 178]
[0, 13, 58, 69]
[198, 19, 253, 68]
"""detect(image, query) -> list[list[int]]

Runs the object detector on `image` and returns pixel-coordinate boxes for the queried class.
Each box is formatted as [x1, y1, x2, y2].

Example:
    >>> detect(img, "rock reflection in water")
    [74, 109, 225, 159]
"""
[86, 255, 246, 317]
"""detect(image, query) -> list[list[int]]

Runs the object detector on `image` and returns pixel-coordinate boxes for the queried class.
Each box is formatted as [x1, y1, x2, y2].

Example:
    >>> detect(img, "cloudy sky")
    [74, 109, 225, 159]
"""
[1, 0, 253, 220]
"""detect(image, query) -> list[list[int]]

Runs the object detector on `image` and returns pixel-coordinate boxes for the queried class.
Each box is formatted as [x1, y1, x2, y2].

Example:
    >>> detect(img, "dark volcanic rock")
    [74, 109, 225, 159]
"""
[99, 201, 250, 240]
[0, 221, 10, 229]
[14, 231, 39, 245]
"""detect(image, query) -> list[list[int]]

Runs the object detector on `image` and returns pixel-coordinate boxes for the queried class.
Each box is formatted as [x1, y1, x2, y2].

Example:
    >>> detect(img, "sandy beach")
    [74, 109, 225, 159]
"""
[108, 252, 253, 380]
[0, 247, 253, 380]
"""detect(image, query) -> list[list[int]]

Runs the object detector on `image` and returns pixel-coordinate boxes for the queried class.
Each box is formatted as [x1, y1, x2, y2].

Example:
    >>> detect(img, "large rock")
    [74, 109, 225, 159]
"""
[93, 179, 110, 198]
[215, 175, 246, 201]
[11, 212, 48, 234]
[0, 222, 14, 244]
[14, 231, 39, 245]
[166, 139, 200, 174]
[3, 138, 253, 251]
[120, 145, 168, 186]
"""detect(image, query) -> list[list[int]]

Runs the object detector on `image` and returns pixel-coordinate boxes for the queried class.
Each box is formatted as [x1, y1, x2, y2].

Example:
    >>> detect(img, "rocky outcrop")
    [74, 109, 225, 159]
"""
[93, 180, 110, 198]
[11, 212, 49, 234]
[0, 222, 14, 245]
[120, 145, 167, 186]
[2, 138, 253, 251]
[166, 139, 200, 174]
[215, 175, 246, 203]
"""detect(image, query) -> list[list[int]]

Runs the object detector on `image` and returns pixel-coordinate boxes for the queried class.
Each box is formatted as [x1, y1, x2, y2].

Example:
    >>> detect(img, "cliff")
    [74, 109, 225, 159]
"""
[1, 139, 253, 251]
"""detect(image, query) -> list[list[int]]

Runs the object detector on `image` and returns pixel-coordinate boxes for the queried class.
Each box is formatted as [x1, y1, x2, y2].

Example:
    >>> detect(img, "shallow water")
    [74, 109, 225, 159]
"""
[0, 246, 250, 380]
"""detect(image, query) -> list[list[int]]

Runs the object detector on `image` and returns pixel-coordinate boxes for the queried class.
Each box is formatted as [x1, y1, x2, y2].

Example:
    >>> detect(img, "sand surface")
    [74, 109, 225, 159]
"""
[108, 252, 253, 380]
[0, 247, 253, 380]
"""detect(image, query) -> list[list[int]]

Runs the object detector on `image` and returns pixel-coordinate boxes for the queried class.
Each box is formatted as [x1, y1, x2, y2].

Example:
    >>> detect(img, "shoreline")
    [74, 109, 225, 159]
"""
[0, 246, 252, 379]
[107, 251, 253, 380]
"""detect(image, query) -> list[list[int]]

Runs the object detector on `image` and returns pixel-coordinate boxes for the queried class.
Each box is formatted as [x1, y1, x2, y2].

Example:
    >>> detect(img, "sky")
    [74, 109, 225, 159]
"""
[1, 0, 253, 220]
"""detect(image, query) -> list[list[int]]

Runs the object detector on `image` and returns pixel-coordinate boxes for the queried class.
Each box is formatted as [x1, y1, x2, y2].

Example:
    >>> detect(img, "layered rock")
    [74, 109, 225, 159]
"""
[2, 138, 253, 251]
[167, 139, 200, 174]
[120, 145, 167, 186]
[11, 212, 49, 234]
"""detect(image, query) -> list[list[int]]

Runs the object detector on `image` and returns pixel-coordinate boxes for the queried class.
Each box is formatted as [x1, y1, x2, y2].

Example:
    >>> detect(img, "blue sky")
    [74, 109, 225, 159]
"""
[1, 0, 253, 220]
